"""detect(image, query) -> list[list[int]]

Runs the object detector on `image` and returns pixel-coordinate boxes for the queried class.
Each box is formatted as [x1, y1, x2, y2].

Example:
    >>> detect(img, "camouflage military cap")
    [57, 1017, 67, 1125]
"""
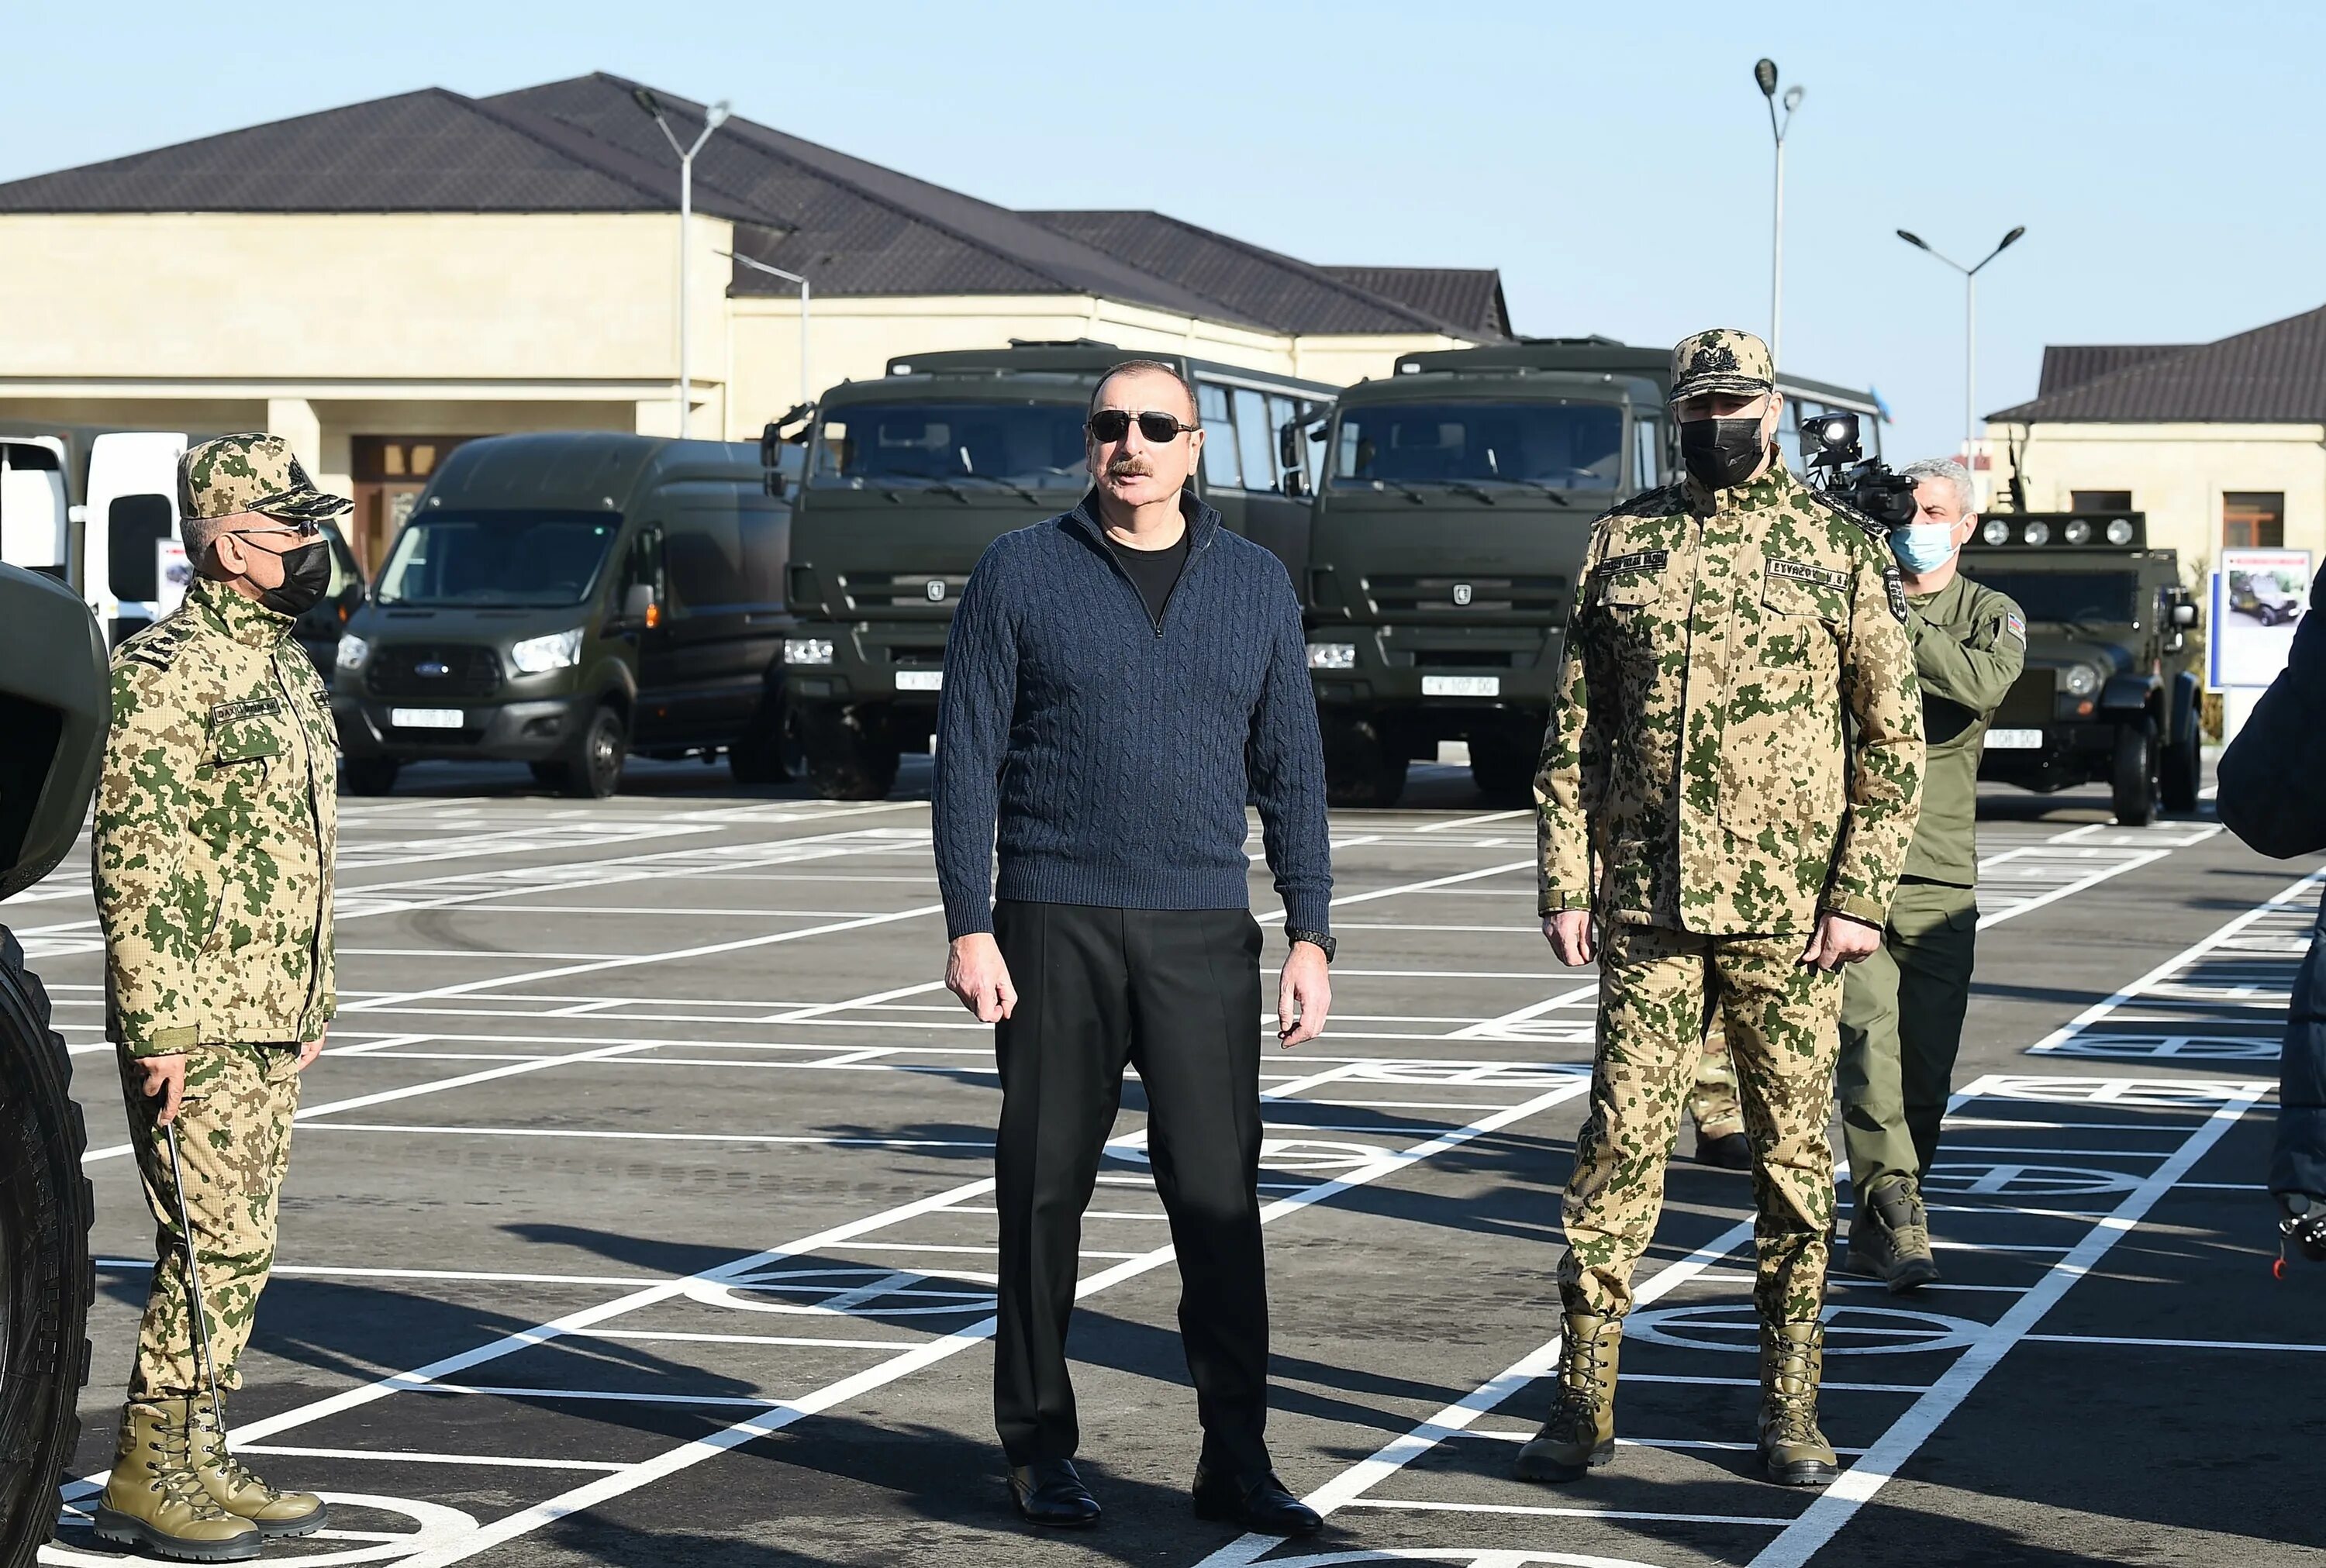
[1669, 329, 1776, 403]
[179, 433, 352, 523]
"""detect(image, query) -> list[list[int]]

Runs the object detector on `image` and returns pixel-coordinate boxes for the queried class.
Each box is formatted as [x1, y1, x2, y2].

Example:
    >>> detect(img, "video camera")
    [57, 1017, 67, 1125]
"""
[1800, 411, 1918, 531]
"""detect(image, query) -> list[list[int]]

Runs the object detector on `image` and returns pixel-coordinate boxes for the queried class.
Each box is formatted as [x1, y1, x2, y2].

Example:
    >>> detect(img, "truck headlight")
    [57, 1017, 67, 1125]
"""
[1307, 643, 1358, 670]
[335, 633, 370, 672]
[509, 629, 584, 674]
[785, 638, 835, 666]
[2061, 664, 2100, 697]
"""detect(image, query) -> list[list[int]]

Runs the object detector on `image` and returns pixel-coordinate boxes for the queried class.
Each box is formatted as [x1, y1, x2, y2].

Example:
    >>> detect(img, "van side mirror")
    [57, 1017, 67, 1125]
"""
[623, 582, 655, 622]
[1278, 424, 1302, 471]
[1282, 468, 1310, 498]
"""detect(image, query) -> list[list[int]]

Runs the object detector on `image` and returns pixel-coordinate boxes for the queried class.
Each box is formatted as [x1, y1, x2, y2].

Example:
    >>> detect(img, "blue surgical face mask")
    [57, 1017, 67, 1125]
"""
[1891, 520, 1960, 576]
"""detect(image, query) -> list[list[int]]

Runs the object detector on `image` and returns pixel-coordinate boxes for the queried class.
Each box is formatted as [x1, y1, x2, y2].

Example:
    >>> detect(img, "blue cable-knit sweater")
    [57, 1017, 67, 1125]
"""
[932, 488, 1332, 939]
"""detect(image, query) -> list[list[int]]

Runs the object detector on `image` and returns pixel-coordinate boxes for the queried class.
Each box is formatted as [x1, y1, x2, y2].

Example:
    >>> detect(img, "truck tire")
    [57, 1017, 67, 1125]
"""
[558, 706, 627, 800]
[2159, 729, 2202, 814]
[1467, 733, 1537, 808]
[2111, 717, 2159, 827]
[343, 756, 399, 796]
[1323, 717, 1406, 808]
[0, 925, 95, 1568]
[797, 704, 899, 801]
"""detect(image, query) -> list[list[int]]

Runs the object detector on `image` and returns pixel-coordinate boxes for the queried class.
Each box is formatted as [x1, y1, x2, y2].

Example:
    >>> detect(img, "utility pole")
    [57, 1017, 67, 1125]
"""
[1897, 226, 2027, 464]
[1755, 60, 1804, 367]
[634, 88, 731, 438]
[726, 251, 815, 410]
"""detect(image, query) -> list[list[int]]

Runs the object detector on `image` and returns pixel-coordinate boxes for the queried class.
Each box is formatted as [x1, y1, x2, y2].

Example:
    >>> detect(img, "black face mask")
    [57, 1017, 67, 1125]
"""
[1679, 417, 1769, 491]
[218, 533, 333, 617]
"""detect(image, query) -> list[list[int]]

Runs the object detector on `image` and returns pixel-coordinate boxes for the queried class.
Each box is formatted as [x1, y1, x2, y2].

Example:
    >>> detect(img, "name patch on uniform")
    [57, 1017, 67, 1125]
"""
[1884, 567, 1910, 624]
[1765, 557, 1848, 590]
[210, 698, 283, 725]
[1594, 550, 1669, 578]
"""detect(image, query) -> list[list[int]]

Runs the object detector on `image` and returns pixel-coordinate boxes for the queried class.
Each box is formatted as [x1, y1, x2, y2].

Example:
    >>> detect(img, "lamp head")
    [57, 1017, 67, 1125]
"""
[1755, 58, 1779, 97]
[1897, 229, 1929, 251]
[1783, 84, 1804, 111]
[1999, 224, 2027, 251]
[630, 87, 661, 119]
[706, 100, 732, 129]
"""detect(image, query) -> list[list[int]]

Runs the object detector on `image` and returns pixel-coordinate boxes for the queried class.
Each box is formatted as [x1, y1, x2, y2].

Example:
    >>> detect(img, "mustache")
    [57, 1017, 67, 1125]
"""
[1104, 456, 1154, 478]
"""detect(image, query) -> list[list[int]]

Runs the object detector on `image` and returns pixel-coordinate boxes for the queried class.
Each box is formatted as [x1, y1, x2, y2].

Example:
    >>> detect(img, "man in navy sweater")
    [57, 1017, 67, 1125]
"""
[934, 359, 1333, 1535]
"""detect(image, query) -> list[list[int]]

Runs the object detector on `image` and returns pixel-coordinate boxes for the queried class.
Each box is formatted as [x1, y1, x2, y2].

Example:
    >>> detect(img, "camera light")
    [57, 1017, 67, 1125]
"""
[2064, 519, 2091, 544]
[1307, 643, 1358, 671]
[785, 638, 835, 666]
[2106, 519, 2134, 545]
[2062, 665, 2100, 697]
[1982, 519, 2010, 546]
[2024, 521, 2052, 546]
[335, 633, 370, 671]
[509, 628, 583, 674]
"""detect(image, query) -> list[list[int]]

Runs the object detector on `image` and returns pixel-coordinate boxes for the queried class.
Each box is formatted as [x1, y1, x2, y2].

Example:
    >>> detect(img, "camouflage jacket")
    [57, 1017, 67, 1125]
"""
[95, 578, 337, 1056]
[1534, 456, 1923, 934]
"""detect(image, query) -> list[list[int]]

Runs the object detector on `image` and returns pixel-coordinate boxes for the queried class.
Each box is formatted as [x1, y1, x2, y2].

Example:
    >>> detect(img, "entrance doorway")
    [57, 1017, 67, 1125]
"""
[351, 436, 474, 573]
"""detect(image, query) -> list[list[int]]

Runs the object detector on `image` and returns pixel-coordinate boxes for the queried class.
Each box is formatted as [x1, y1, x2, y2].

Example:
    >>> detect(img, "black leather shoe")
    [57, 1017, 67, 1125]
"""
[1192, 1465, 1322, 1537]
[1008, 1459, 1100, 1528]
[1697, 1130, 1752, 1170]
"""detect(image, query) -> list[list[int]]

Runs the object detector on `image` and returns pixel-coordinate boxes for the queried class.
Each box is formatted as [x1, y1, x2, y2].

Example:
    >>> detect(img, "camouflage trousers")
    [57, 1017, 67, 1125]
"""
[115, 1042, 302, 1399]
[1689, 1018, 1744, 1139]
[1558, 922, 1842, 1325]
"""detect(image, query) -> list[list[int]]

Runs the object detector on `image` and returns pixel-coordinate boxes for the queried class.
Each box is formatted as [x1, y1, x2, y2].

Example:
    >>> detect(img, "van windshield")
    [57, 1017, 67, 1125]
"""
[813, 401, 1089, 489]
[1334, 401, 1624, 491]
[375, 512, 619, 607]
[1971, 570, 2142, 625]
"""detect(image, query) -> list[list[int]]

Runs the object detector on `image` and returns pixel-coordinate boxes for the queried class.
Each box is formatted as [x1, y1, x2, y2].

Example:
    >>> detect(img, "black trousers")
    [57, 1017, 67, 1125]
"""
[990, 901, 1270, 1474]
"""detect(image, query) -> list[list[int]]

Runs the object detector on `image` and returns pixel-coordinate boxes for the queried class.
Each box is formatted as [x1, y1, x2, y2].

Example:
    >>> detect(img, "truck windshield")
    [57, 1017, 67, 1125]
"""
[813, 401, 1089, 489]
[1334, 401, 1624, 491]
[374, 512, 619, 608]
[1972, 570, 2141, 625]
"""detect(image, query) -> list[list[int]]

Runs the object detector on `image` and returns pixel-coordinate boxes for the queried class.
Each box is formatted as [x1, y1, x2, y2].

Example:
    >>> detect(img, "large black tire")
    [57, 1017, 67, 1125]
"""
[2159, 729, 2202, 815]
[1323, 717, 1406, 808]
[0, 926, 94, 1568]
[559, 706, 627, 800]
[2111, 717, 2159, 827]
[342, 756, 399, 796]
[1467, 732, 1537, 808]
[797, 704, 899, 801]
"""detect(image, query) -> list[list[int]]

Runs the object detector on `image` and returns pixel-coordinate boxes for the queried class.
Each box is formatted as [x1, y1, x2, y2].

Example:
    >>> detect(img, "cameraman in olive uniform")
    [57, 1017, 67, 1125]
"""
[1837, 458, 2024, 1291]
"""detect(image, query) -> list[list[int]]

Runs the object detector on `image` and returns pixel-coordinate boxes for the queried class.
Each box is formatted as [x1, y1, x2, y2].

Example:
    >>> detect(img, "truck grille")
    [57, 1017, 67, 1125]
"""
[366, 644, 504, 700]
[887, 646, 947, 667]
[1367, 574, 1566, 616]
[844, 572, 971, 612]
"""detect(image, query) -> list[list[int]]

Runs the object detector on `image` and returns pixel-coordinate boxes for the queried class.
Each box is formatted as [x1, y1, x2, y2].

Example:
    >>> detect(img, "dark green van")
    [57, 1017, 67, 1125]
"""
[332, 432, 801, 798]
[781, 342, 1333, 798]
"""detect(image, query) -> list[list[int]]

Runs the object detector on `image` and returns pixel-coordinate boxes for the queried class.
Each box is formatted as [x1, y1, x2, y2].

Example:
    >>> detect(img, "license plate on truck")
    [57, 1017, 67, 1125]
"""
[389, 707, 464, 729]
[1984, 729, 2043, 750]
[1422, 675, 1499, 698]
[895, 670, 943, 691]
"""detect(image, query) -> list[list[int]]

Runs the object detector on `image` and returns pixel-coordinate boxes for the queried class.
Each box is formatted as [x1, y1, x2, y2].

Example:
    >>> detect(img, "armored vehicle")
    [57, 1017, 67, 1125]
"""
[1959, 511, 2201, 825]
[0, 564, 107, 1568]
[333, 432, 802, 798]
[781, 342, 1333, 798]
[1303, 339, 1883, 805]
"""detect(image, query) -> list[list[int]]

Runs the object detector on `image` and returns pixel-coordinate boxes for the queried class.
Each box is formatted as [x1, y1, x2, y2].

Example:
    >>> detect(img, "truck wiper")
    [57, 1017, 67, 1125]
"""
[1490, 477, 1572, 506]
[951, 472, 1044, 505]
[882, 468, 971, 503]
[1446, 482, 1499, 505]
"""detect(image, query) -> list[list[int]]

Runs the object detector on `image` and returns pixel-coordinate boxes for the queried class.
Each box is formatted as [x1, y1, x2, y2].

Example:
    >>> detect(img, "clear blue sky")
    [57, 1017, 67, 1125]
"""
[8, 1, 2317, 470]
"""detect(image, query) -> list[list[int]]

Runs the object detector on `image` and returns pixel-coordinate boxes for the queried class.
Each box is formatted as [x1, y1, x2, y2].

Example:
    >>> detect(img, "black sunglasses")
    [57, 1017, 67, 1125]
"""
[221, 519, 323, 546]
[1086, 408, 1197, 444]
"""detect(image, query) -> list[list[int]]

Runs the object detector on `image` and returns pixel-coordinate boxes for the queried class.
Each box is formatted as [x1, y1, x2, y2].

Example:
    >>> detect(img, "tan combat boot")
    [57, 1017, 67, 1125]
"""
[1513, 1313, 1622, 1482]
[1846, 1177, 1941, 1293]
[188, 1392, 330, 1537]
[1758, 1319, 1841, 1487]
[92, 1401, 262, 1562]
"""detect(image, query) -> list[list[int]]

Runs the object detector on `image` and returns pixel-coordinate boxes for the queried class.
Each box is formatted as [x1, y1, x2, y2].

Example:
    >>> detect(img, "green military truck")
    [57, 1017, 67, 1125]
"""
[1302, 338, 1885, 805]
[0, 564, 106, 1568]
[1958, 511, 2202, 825]
[781, 342, 1334, 798]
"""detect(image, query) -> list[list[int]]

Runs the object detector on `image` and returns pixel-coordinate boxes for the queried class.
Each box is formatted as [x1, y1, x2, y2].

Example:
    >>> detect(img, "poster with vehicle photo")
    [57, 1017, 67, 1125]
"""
[2210, 547, 2312, 688]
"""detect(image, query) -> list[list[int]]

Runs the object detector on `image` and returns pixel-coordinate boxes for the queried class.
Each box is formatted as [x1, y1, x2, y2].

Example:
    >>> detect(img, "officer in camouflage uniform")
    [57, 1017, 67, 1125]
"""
[92, 435, 345, 1562]
[1520, 331, 1923, 1490]
[1838, 458, 2024, 1292]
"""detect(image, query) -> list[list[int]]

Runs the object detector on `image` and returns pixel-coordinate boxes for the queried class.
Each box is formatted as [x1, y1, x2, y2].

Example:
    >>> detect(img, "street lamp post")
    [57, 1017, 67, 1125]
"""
[633, 88, 731, 439]
[1754, 60, 1804, 367]
[1896, 226, 2028, 464]
[724, 250, 814, 411]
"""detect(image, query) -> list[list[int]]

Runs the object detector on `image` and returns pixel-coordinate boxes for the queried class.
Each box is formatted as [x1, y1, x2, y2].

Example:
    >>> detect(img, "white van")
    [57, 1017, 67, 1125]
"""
[0, 436, 70, 577]
[82, 431, 188, 645]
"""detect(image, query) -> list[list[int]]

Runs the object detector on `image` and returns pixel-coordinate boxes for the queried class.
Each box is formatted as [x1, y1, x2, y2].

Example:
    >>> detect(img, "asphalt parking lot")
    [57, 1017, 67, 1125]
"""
[17, 754, 2325, 1567]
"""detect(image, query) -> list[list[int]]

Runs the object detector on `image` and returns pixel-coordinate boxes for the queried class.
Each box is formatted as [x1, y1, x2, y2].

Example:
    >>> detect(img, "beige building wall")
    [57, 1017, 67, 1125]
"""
[1996, 420, 2326, 586]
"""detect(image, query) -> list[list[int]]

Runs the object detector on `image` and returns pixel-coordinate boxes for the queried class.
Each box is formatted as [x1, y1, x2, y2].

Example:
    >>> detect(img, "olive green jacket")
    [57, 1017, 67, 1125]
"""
[1900, 571, 2024, 886]
[94, 578, 337, 1056]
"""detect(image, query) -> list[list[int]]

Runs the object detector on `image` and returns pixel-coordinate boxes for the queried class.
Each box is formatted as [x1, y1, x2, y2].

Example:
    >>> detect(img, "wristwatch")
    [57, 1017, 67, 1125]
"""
[1285, 929, 1336, 963]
